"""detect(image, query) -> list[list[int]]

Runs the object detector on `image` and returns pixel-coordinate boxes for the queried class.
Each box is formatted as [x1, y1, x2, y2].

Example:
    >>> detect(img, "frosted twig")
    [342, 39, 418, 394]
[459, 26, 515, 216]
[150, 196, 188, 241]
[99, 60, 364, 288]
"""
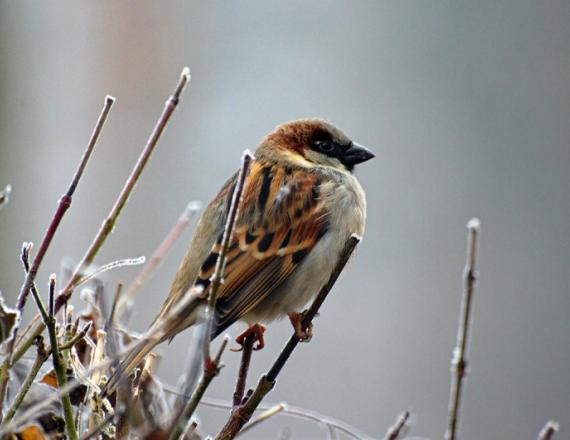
[445, 218, 481, 440]
[203, 151, 252, 362]
[0, 96, 114, 418]
[69, 256, 146, 291]
[537, 420, 559, 440]
[237, 403, 287, 437]
[169, 335, 230, 440]
[12, 68, 191, 366]
[117, 200, 201, 319]
[383, 410, 410, 440]
[0, 184, 11, 210]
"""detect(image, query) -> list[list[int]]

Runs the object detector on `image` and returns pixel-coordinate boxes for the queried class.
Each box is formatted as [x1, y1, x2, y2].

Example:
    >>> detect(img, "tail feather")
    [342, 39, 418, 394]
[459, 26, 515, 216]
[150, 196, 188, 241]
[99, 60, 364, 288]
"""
[102, 333, 161, 396]
[101, 293, 205, 397]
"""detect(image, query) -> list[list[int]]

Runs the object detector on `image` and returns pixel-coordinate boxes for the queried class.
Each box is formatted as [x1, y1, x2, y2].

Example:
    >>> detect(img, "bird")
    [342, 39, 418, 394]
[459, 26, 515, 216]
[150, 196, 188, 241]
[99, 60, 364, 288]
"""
[103, 118, 374, 394]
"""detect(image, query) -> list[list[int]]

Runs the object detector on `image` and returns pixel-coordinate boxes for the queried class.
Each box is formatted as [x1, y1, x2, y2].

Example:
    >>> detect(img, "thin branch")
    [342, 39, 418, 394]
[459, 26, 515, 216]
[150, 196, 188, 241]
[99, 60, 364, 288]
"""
[537, 420, 559, 440]
[237, 403, 286, 437]
[233, 334, 256, 407]
[204, 151, 253, 362]
[195, 396, 371, 440]
[0, 339, 141, 436]
[214, 235, 360, 440]
[12, 68, 191, 365]
[0, 184, 12, 210]
[383, 411, 410, 440]
[117, 200, 201, 319]
[445, 218, 481, 440]
[10, 94, 114, 338]
[44, 275, 79, 440]
[169, 335, 230, 440]
[68, 256, 146, 292]
[59, 322, 93, 352]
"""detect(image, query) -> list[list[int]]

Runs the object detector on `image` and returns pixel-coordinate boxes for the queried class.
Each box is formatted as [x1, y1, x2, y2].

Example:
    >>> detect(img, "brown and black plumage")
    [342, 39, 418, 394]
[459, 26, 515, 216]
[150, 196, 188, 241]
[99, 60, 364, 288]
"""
[103, 118, 374, 394]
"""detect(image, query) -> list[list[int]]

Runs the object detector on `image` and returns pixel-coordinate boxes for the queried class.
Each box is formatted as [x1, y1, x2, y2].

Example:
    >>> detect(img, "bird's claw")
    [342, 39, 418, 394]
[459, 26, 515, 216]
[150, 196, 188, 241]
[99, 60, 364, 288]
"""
[231, 323, 266, 351]
[288, 312, 313, 342]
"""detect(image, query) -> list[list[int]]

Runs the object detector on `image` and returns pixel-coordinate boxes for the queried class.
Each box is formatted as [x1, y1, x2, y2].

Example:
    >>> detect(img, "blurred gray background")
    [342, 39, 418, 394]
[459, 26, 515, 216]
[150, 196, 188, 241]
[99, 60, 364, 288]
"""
[1, 1, 569, 439]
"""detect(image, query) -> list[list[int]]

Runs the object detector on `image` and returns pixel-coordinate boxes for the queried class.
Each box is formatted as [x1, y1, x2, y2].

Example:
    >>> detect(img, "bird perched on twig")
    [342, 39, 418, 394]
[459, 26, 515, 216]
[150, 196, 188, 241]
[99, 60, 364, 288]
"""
[104, 118, 374, 393]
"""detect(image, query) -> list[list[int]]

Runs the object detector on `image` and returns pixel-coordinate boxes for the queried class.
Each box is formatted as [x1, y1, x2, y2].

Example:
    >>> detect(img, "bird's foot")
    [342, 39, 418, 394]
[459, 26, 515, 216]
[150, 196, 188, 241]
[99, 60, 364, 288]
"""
[288, 312, 313, 342]
[232, 323, 266, 351]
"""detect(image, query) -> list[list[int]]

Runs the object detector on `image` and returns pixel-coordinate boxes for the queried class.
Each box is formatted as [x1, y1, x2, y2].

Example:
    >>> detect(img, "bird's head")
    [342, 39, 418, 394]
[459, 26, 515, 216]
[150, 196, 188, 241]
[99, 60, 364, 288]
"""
[257, 118, 375, 172]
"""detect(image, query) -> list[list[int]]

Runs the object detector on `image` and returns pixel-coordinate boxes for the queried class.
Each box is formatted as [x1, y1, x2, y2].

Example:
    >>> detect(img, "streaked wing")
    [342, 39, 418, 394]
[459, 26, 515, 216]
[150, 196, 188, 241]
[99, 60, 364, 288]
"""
[194, 161, 330, 338]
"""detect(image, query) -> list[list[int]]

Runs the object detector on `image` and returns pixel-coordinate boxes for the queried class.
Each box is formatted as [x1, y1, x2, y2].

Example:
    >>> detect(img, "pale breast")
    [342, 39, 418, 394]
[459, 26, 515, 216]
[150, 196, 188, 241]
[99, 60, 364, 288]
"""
[245, 169, 367, 323]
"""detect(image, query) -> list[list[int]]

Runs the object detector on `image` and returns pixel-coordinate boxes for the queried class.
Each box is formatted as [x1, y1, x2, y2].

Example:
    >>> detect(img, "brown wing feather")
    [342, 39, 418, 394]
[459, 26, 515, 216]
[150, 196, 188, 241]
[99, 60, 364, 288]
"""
[193, 161, 330, 338]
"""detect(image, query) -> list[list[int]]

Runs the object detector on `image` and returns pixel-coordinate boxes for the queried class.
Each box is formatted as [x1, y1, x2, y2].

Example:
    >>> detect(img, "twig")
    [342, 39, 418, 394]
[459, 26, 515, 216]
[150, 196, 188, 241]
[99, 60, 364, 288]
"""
[203, 151, 252, 362]
[68, 256, 146, 293]
[12, 68, 191, 365]
[44, 275, 79, 440]
[537, 420, 559, 440]
[7, 95, 114, 353]
[117, 200, 201, 319]
[59, 322, 93, 352]
[194, 396, 371, 440]
[214, 235, 360, 440]
[0, 338, 142, 436]
[237, 403, 286, 437]
[445, 218, 481, 440]
[233, 334, 256, 407]
[383, 411, 410, 440]
[169, 336, 230, 440]
[2, 336, 49, 423]
[0, 184, 11, 210]
[170, 151, 250, 440]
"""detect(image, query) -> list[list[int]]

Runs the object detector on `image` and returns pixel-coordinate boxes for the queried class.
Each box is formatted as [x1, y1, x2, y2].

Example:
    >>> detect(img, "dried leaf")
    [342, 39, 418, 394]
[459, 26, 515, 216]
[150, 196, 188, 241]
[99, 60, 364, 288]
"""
[15, 424, 48, 440]
[39, 369, 58, 388]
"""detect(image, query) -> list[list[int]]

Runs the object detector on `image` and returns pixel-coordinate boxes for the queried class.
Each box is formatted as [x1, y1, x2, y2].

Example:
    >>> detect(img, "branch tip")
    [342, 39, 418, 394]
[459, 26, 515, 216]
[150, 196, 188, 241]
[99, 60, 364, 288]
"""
[467, 217, 481, 231]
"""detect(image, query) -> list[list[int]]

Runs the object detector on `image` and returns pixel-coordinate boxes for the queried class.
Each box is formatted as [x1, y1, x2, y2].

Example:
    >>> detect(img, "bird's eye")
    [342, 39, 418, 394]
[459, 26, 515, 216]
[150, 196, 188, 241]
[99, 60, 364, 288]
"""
[314, 139, 335, 154]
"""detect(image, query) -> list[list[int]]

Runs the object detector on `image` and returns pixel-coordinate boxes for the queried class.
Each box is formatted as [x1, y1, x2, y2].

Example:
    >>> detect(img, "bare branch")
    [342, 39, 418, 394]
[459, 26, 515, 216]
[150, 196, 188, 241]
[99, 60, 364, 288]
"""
[0, 184, 12, 210]
[12, 68, 191, 365]
[214, 235, 360, 440]
[383, 410, 410, 440]
[44, 274, 79, 440]
[12, 94, 114, 336]
[117, 200, 201, 319]
[69, 256, 146, 292]
[169, 335, 230, 440]
[204, 151, 253, 362]
[537, 420, 559, 440]
[237, 403, 286, 437]
[445, 218, 481, 440]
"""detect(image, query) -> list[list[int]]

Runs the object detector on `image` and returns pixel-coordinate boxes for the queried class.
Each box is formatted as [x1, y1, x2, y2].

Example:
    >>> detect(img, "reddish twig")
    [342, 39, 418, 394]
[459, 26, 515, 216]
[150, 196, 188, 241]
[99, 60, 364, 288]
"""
[445, 218, 481, 440]
[0, 96, 114, 418]
[12, 68, 191, 365]
[116, 200, 201, 321]
[233, 334, 256, 407]
[168, 336, 230, 440]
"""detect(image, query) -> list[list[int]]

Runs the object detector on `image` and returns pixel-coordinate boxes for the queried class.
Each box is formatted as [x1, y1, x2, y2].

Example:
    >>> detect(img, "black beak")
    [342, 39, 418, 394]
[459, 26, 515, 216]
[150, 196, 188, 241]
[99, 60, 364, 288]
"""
[341, 142, 375, 167]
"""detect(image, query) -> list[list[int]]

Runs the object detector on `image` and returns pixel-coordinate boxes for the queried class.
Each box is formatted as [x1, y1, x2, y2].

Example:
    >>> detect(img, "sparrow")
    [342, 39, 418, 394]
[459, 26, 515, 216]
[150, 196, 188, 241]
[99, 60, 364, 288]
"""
[104, 118, 374, 393]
